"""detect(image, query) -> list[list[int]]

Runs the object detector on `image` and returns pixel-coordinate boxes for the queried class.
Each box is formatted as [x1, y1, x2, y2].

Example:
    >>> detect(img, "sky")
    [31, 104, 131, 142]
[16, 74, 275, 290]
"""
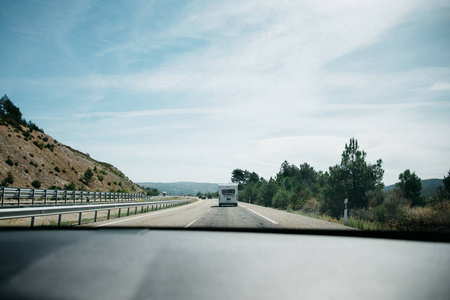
[1, 0, 449, 185]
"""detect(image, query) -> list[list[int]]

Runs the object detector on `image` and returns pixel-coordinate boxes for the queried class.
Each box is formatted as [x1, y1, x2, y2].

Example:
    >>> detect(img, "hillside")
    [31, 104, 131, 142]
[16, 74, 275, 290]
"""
[0, 114, 143, 193]
[383, 178, 443, 197]
[138, 182, 219, 196]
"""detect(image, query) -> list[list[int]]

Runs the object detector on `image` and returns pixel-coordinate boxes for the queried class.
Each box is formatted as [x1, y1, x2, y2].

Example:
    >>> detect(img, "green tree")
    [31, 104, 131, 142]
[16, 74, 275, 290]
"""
[396, 169, 425, 207]
[435, 170, 450, 203]
[0, 95, 22, 123]
[319, 138, 384, 218]
[231, 168, 245, 189]
[319, 166, 347, 218]
[82, 168, 94, 185]
[260, 177, 278, 207]
[340, 138, 384, 209]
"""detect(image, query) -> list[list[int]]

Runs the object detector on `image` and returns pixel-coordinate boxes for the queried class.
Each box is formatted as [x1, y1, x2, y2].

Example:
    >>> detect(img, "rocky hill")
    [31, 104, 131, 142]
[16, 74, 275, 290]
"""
[0, 98, 143, 193]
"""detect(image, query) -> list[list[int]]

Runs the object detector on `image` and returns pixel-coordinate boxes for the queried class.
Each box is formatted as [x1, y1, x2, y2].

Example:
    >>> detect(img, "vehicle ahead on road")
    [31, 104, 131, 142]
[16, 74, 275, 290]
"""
[218, 183, 238, 207]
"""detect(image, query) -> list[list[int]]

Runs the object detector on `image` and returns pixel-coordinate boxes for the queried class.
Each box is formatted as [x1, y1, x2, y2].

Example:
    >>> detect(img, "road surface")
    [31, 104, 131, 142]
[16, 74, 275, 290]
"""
[90, 198, 352, 230]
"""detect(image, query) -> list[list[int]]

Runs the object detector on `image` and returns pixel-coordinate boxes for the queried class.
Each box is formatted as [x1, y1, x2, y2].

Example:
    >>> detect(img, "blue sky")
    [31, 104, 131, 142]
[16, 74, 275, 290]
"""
[1, 0, 449, 185]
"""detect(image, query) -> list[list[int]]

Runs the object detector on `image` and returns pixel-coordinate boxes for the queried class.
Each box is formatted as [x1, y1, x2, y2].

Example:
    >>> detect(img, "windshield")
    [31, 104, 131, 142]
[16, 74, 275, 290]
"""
[0, 1, 449, 233]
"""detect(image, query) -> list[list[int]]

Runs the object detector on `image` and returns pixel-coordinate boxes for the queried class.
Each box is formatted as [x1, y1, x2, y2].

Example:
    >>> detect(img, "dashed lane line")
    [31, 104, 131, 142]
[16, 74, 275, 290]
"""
[185, 219, 197, 228]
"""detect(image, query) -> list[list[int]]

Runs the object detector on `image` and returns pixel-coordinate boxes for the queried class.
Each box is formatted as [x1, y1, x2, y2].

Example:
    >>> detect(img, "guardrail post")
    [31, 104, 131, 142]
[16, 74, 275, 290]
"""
[135, 207, 137, 215]
[32, 188, 35, 206]
[107, 209, 110, 220]
[54, 190, 58, 204]
[127, 207, 130, 216]
[31, 216, 35, 227]
[64, 190, 67, 204]
[94, 211, 98, 222]
[73, 190, 76, 204]
[118, 208, 121, 218]
[94, 192, 96, 203]
[1, 187, 4, 207]
[78, 212, 82, 225]
[58, 214, 62, 227]
[80, 191, 83, 204]
[17, 188, 21, 206]
[44, 189, 47, 205]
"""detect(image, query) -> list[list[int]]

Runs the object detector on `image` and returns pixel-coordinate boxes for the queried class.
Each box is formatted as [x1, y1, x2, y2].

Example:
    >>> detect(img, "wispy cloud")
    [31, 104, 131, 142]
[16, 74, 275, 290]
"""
[430, 82, 450, 91]
[75, 107, 220, 119]
[1, 0, 449, 184]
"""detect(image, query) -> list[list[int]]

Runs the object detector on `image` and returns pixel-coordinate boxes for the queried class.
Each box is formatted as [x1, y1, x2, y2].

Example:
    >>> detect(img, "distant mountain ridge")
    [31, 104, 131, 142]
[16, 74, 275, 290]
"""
[137, 182, 219, 195]
[383, 178, 443, 197]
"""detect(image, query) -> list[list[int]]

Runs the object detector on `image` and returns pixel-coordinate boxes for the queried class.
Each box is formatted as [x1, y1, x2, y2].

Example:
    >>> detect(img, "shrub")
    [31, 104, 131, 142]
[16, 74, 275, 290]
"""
[82, 168, 94, 185]
[31, 180, 41, 189]
[54, 166, 60, 172]
[64, 181, 76, 190]
[33, 141, 45, 149]
[5, 157, 14, 166]
[1, 172, 14, 186]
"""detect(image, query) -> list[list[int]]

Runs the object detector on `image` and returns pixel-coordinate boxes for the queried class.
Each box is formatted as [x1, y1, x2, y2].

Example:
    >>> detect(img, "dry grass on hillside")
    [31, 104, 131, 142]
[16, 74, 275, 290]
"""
[0, 122, 143, 193]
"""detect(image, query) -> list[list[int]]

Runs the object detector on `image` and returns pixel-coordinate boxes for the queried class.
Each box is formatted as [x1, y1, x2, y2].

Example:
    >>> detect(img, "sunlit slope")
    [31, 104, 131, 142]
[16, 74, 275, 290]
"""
[0, 112, 143, 193]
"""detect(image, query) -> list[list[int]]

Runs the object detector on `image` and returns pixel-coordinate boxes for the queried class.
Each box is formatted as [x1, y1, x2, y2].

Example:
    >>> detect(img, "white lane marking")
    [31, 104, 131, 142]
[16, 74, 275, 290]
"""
[207, 208, 211, 212]
[185, 220, 196, 228]
[240, 205, 279, 224]
[95, 204, 187, 227]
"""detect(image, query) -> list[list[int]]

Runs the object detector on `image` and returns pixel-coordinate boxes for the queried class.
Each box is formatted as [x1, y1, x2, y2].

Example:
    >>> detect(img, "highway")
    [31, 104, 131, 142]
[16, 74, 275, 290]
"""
[90, 198, 352, 230]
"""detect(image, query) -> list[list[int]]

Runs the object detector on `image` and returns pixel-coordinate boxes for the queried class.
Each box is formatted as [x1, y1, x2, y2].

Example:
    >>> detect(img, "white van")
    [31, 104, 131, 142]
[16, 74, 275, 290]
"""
[218, 183, 238, 207]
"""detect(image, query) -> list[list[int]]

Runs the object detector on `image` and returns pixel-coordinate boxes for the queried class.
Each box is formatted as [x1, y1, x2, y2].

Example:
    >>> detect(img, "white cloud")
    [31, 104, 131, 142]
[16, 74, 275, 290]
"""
[3, 0, 449, 184]
[430, 81, 450, 91]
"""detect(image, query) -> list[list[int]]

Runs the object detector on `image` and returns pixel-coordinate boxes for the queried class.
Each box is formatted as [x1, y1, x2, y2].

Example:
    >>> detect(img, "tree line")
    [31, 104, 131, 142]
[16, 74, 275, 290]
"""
[231, 138, 450, 231]
[0, 94, 43, 133]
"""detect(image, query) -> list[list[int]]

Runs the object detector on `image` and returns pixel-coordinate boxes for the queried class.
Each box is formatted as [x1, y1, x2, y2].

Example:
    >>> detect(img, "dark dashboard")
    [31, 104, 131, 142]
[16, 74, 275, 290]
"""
[0, 229, 449, 300]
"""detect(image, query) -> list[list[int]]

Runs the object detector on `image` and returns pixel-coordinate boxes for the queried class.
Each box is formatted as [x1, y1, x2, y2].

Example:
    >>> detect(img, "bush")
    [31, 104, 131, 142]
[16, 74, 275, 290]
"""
[31, 180, 41, 189]
[1, 172, 14, 186]
[365, 189, 384, 207]
[5, 157, 13, 166]
[373, 205, 386, 222]
[33, 141, 45, 149]
[82, 168, 94, 185]
[64, 181, 76, 190]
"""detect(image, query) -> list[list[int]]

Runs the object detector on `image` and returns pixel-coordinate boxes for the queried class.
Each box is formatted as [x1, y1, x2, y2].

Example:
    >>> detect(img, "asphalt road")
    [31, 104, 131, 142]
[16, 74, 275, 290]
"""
[90, 198, 353, 230]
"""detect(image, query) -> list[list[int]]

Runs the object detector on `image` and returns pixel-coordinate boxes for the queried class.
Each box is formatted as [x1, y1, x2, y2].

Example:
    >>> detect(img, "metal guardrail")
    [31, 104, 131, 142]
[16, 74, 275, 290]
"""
[0, 186, 150, 207]
[0, 199, 193, 227]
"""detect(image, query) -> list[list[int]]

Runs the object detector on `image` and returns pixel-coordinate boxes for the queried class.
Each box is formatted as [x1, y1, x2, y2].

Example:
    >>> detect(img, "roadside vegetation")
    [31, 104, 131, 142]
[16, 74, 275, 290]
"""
[232, 138, 450, 232]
